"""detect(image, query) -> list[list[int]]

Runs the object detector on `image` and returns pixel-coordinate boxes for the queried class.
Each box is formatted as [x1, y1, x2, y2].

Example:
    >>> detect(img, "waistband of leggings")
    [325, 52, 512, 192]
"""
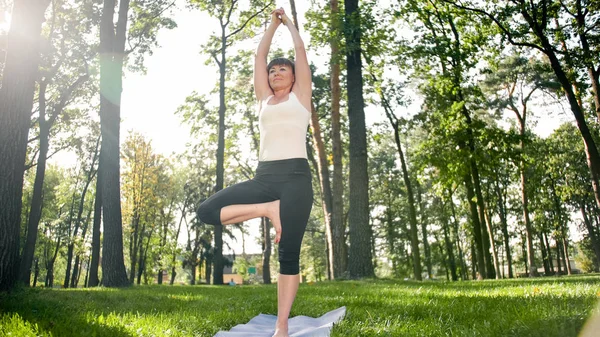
[256, 158, 310, 173]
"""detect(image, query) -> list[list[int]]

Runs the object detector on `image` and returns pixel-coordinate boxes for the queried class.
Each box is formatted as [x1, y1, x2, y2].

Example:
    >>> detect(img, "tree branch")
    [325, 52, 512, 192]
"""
[224, 0, 237, 28]
[48, 74, 90, 126]
[231, 152, 254, 180]
[225, 1, 273, 40]
[212, 52, 221, 68]
[125, 0, 176, 55]
[442, 0, 545, 52]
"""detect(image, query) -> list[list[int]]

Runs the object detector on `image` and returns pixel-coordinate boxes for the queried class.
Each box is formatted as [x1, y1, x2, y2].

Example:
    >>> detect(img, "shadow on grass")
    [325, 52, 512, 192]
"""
[0, 284, 280, 337]
[0, 287, 138, 337]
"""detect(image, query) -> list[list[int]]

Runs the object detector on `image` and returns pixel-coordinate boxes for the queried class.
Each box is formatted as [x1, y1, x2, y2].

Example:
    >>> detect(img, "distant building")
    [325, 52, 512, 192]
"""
[222, 253, 263, 284]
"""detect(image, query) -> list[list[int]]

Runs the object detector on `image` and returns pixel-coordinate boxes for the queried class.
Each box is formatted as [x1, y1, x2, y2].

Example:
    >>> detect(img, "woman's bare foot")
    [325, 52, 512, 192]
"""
[272, 321, 289, 337]
[268, 200, 282, 244]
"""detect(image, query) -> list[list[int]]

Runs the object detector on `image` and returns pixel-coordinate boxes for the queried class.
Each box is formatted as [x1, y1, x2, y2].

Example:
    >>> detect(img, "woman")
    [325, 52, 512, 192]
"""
[197, 7, 312, 337]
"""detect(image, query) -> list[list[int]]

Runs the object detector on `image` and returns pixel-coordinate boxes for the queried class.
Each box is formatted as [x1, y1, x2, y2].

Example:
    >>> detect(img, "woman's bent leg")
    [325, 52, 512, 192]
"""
[196, 179, 275, 226]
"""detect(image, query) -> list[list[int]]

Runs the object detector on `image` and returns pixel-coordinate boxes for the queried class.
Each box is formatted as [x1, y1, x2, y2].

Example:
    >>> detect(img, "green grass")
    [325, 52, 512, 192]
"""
[1, 276, 599, 337]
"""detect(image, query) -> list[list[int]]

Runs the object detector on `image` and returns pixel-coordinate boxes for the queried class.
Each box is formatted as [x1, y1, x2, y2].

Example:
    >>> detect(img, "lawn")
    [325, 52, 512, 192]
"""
[1, 275, 599, 337]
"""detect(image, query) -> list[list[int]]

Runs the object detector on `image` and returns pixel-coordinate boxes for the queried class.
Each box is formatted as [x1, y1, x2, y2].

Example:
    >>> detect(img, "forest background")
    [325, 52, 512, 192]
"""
[0, 0, 599, 292]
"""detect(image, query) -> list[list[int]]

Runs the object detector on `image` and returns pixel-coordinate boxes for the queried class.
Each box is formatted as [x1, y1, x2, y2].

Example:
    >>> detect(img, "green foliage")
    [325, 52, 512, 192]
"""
[0, 312, 50, 337]
[126, 0, 178, 73]
[0, 277, 599, 336]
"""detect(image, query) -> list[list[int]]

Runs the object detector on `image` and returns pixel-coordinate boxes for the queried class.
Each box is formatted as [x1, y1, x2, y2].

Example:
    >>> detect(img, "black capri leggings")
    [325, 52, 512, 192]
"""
[197, 158, 313, 275]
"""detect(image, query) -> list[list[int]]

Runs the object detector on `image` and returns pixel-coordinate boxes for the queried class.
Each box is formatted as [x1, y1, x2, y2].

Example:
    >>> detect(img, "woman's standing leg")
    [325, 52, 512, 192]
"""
[273, 176, 313, 337]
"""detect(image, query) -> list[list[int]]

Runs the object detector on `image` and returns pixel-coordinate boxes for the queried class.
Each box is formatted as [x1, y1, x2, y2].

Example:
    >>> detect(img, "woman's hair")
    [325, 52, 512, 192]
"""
[267, 57, 295, 74]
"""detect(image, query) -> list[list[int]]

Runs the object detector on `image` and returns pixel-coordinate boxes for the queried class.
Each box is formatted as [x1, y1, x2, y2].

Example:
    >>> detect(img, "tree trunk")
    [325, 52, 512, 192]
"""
[555, 240, 562, 274]
[544, 232, 554, 272]
[21, 68, 89, 287]
[463, 173, 486, 279]
[329, 0, 347, 279]
[0, 0, 51, 291]
[45, 235, 61, 287]
[19, 80, 50, 286]
[289, 0, 334, 280]
[538, 232, 550, 276]
[211, 21, 229, 287]
[483, 204, 501, 279]
[137, 234, 145, 285]
[572, 0, 600, 121]
[136, 222, 147, 285]
[309, 104, 334, 280]
[581, 204, 600, 267]
[32, 258, 39, 287]
[71, 255, 82, 288]
[381, 95, 422, 280]
[562, 236, 572, 275]
[65, 150, 98, 288]
[519, 140, 538, 277]
[99, 0, 131, 287]
[494, 174, 513, 278]
[521, 233, 529, 275]
[344, 0, 373, 278]
[415, 182, 431, 279]
[448, 189, 467, 280]
[84, 256, 91, 287]
[204, 257, 211, 285]
[440, 199, 457, 281]
[443, 11, 492, 280]
[129, 215, 140, 283]
[384, 207, 397, 277]
[462, 126, 494, 279]
[170, 201, 187, 285]
[88, 153, 103, 287]
[470, 242, 477, 280]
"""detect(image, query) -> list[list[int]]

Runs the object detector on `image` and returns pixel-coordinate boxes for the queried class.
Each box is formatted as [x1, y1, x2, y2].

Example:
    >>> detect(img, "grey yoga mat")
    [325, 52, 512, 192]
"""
[213, 306, 347, 337]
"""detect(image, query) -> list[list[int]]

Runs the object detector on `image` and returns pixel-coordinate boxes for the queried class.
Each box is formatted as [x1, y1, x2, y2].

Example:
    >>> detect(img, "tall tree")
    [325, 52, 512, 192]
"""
[98, 0, 131, 287]
[329, 0, 347, 278]
[396, 0, 492, 278]
[87, 152, 103, 287]
[0, 0, 51, 291]
[19, 2, 94, 282]
[482, 55, 558, 276]
[190, 0, 271, 285]
[377, 82, 422, 280]
[63, 135, 99, 288]
[98, 0, 175, 287]
[345, 0, 373, 278]
[289, 0, 339, 281]
[304, 0, 348, 279]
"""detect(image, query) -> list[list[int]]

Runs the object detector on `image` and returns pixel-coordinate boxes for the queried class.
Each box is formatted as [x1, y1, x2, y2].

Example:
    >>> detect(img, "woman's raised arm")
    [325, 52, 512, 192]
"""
[280, 11, 311, 107]
[254, 10, 281, 101]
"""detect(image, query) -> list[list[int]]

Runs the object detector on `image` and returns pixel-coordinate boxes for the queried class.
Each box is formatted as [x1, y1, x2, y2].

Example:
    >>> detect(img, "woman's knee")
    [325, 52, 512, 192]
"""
[278, 248, 300, 275]
[197, 200, 221, 225]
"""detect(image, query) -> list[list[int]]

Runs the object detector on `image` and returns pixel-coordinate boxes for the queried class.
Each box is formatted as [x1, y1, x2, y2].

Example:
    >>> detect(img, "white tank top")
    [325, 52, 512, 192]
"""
[258, 92, 310, 161]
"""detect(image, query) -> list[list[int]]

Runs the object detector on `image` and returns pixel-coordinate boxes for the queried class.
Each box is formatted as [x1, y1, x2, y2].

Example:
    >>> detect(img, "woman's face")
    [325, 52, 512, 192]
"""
[268, 64, 295, 91]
